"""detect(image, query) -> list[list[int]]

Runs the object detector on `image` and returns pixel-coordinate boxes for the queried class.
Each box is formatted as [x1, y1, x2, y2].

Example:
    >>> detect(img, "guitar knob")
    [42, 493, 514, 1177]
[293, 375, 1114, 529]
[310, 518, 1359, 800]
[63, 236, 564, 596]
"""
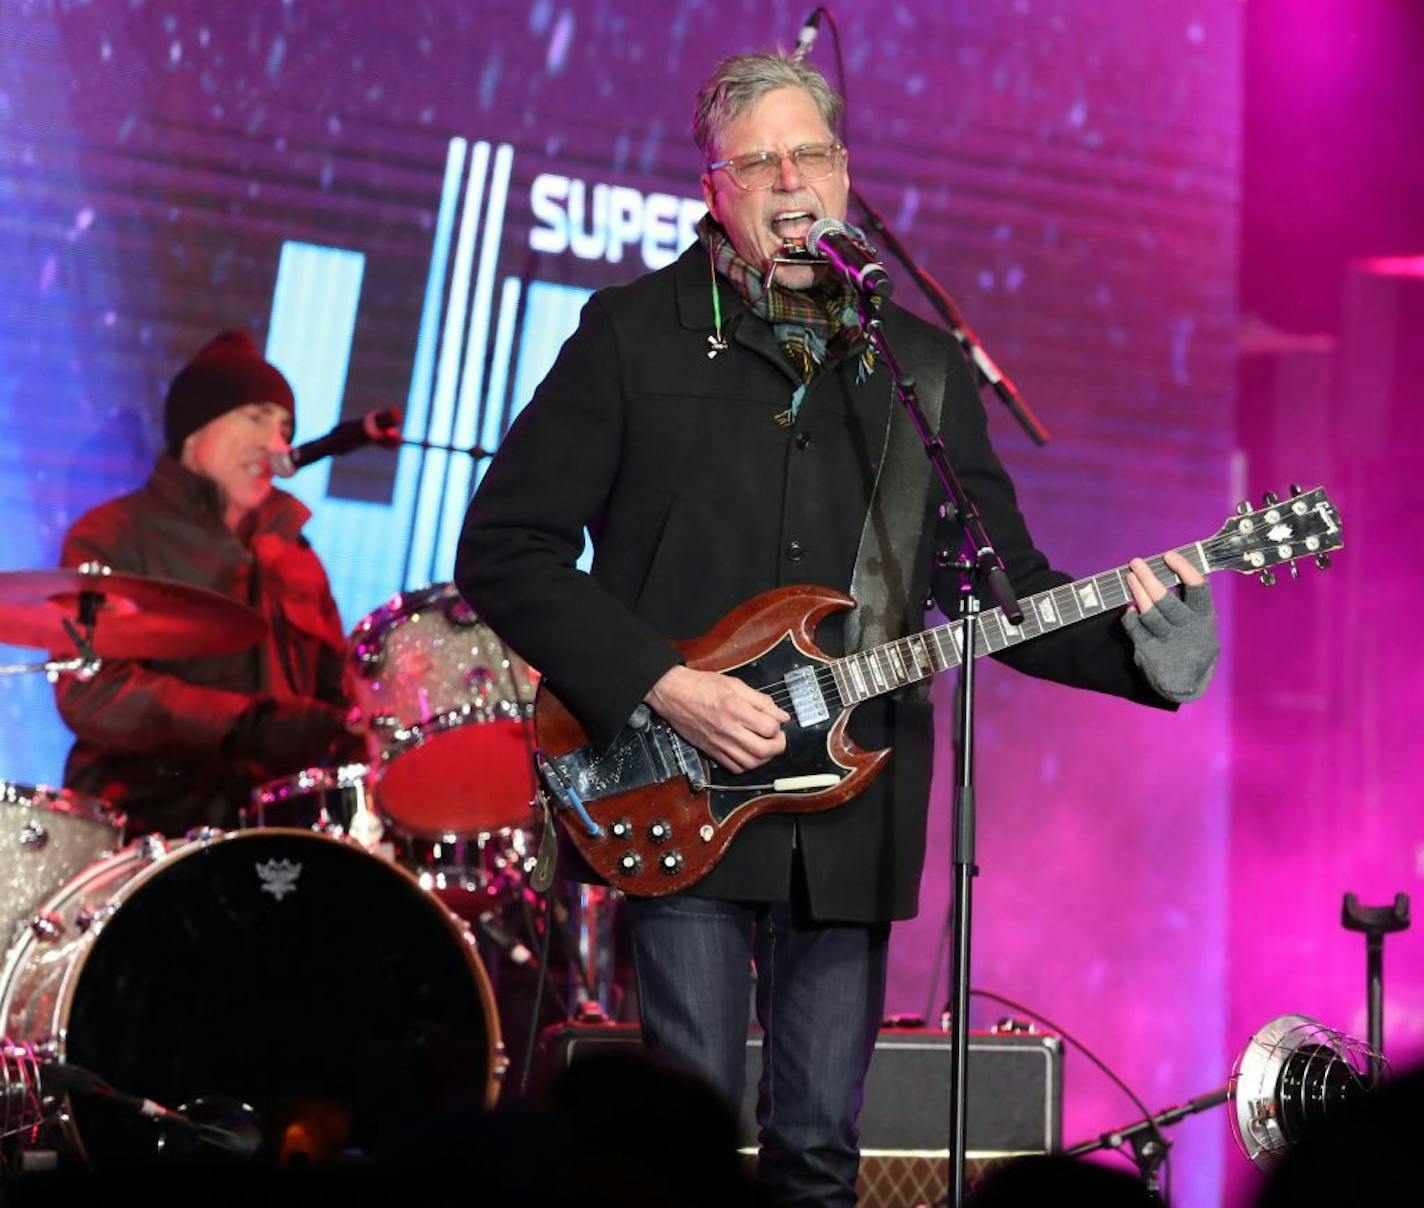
[658, 851, 684, 876]
[1262, 491, 1279, 505]
[609, 819, 633, 839]
[1236, 500, 1251, 516]
[1316, 553, 1332, 570]
[1259, 570, 1276, 587]
[648, 820, 672, 844]
[616, 851, 642, 876]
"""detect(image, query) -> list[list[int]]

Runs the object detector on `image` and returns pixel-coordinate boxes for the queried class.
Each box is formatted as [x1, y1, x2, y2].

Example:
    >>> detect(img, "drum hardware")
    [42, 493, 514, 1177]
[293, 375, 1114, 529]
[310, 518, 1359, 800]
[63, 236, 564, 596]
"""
[16, 824, 46, 850]
[0, 1040, 46, 1151]
[135, 835, 167, 862]
[71, 905, 114, 934]
[25, 916, 63, 944]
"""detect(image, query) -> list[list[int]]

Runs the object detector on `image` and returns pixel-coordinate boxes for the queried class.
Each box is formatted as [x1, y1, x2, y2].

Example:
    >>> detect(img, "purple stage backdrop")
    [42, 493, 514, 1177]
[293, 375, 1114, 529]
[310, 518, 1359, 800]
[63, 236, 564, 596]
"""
[1, 3, 1418, 1204]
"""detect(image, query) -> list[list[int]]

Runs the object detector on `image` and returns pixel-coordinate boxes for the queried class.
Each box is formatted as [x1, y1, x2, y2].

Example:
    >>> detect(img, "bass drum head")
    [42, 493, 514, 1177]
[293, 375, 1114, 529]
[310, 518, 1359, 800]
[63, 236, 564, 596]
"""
[63, 831, 499, 1165]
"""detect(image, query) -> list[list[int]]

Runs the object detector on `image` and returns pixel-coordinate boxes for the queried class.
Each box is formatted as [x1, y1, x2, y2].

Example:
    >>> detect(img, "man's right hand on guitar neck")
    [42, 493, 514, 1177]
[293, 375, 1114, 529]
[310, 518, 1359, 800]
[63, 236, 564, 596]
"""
[645, 665, 790, 774]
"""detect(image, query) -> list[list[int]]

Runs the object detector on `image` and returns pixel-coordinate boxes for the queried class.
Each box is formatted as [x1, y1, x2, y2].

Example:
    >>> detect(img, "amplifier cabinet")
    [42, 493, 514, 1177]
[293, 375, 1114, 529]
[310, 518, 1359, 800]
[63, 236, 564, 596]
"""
[542, 1024, 1061, 1157]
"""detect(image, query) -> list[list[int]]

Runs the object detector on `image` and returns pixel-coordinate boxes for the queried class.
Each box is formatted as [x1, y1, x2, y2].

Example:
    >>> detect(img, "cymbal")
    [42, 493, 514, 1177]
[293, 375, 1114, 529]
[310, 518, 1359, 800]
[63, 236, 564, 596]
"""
[0, 568, 267, 659]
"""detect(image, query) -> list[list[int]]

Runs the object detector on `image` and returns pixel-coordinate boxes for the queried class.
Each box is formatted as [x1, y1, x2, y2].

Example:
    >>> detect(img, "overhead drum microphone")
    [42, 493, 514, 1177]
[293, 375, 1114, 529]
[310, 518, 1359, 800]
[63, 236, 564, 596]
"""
[271, 408, 404, 478]
[805, 218, 894, 300]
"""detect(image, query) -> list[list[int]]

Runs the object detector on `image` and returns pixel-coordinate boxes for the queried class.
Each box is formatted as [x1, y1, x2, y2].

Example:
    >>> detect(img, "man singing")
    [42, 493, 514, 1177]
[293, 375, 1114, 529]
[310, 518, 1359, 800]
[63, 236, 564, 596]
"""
[457, 52, 1217, 1205]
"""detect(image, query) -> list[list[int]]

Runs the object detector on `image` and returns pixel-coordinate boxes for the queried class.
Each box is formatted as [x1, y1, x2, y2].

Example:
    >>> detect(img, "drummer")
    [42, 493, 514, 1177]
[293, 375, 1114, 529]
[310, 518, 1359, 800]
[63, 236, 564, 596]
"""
[54, 330, 360, 837]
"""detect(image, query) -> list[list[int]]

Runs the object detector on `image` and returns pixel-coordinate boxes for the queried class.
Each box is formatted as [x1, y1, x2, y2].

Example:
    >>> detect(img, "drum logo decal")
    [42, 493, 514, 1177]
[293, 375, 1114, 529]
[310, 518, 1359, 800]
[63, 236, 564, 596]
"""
[255, 859, 303, 901]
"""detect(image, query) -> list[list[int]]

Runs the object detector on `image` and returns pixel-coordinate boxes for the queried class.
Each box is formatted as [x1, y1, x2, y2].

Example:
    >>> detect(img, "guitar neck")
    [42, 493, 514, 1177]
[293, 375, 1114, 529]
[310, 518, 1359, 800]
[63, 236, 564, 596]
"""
[830, 543, 1210, 706]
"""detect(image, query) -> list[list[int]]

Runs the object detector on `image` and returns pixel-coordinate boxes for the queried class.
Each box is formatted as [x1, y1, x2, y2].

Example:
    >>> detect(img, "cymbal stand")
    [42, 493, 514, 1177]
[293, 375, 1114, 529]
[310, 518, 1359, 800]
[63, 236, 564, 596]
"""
[0, 593, 103, 682]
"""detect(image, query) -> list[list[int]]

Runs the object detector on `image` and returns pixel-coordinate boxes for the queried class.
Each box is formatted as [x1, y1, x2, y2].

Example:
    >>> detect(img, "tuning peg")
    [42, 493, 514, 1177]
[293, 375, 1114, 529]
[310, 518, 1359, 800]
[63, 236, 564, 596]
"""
[1262, 490, 1279, 506]
[1289, 560, 1300, 579]
[1289, 482, 1303, 496]
[1236, 500, 1252, 516]
[1315, 553, 1331, 570]
[1259, 569, 1277, 586]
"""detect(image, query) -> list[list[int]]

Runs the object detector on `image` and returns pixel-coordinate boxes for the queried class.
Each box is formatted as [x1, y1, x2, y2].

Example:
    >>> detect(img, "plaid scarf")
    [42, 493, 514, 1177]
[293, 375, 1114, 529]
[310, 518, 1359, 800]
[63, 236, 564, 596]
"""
[697, 214, 875, 424]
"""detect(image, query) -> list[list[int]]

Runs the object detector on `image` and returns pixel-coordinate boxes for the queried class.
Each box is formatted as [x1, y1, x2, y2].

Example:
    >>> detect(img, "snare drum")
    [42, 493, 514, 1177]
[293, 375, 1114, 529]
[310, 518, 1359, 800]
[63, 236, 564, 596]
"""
[348, 584, 538, 839]
[0, 780, 123, 946]
[243, 763, 383, 848]
[0, 829, 504, 1165]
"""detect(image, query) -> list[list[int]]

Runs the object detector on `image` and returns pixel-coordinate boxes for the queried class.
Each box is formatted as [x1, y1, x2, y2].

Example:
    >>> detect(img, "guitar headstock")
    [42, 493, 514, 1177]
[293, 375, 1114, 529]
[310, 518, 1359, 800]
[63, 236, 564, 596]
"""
[1203, 486, 1342, 584]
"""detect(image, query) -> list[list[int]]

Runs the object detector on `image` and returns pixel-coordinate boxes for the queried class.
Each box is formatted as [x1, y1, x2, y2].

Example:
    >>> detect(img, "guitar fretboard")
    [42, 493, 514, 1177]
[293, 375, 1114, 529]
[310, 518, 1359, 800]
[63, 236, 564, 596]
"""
[828, 544, 1208, 706]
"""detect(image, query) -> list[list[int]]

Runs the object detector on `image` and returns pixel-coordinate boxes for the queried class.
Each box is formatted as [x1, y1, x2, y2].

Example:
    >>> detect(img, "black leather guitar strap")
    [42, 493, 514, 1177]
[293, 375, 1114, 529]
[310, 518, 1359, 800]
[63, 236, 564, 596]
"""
[844, 319, 947, 694]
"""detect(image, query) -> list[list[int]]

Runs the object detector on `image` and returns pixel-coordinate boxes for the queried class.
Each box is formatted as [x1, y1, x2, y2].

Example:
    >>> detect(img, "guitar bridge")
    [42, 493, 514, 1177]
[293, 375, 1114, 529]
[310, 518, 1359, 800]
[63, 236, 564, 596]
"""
[784, 665, 829, 727]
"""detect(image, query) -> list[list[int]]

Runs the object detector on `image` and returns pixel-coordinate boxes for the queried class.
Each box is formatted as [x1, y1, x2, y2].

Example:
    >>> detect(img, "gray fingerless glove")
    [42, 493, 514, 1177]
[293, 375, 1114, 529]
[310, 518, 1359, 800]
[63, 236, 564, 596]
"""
[1121, 583, 1219, 703]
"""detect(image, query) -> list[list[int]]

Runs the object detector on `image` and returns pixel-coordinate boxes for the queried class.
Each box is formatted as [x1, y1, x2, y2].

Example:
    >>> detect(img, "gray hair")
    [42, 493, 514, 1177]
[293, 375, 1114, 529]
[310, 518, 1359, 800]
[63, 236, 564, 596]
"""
[692, 52, 844, 160]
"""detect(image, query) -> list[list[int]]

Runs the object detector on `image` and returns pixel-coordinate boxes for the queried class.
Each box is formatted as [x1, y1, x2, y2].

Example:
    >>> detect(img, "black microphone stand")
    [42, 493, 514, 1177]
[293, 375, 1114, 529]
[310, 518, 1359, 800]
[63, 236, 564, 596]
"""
[1341, 892, 1410, 1081]
[399, 437, 495, 460]
[1064, 1085, 1229, 1201]
[855, 293, 1023, 1208]
[851, 186, 1050, 446]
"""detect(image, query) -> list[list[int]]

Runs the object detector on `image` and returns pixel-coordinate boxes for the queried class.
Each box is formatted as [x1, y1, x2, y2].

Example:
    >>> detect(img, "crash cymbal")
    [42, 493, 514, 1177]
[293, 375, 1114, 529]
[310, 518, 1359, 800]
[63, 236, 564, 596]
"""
[0, 567, 266, 659]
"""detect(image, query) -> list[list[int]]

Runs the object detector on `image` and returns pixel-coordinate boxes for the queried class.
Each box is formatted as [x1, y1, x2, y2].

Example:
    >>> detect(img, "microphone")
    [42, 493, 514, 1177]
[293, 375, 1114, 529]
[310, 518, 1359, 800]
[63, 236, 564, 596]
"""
[41, 1062, 263, 1158]
[40, 1060, 196, 1130]
[792, 7, 824, 62]
[271, 408, 403, 477]
[806, 218, 894, 299]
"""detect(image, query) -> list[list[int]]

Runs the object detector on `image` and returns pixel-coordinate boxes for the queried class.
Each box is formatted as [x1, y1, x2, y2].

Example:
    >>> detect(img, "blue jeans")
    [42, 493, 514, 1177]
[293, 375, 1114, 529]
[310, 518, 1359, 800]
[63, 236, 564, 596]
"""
[625, 894, 890, 1207]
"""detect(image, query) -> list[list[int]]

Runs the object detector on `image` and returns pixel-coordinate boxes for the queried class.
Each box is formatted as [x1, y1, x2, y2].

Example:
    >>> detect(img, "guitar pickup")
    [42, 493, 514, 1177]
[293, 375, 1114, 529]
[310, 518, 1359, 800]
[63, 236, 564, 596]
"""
[784, 665, 829, 727]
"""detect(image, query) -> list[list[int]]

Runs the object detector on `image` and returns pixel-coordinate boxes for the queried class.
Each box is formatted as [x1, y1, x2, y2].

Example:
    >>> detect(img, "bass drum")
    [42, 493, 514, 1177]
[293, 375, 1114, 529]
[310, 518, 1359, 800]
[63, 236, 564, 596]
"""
[0, 830, 504, 1166]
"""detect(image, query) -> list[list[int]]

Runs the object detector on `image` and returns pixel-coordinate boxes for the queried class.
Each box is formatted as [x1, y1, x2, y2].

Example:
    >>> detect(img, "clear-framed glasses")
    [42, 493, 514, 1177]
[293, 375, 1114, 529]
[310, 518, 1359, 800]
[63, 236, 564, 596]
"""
[707, 141, 845, 191]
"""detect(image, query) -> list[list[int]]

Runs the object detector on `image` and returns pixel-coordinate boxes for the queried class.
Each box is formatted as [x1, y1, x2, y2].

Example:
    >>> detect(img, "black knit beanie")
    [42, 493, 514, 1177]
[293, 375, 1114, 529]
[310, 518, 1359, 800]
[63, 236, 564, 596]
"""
[163, 330, 296, 456]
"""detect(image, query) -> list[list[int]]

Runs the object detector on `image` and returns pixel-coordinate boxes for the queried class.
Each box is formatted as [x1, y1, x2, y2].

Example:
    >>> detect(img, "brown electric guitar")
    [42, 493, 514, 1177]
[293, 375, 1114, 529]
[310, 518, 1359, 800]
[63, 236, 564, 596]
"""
[535, 487, 1342, 896]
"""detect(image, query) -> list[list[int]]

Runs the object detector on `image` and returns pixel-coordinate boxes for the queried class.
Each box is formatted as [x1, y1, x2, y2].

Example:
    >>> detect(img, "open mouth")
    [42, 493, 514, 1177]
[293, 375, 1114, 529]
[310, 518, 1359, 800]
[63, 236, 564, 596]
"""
[770, 209, 816, 240]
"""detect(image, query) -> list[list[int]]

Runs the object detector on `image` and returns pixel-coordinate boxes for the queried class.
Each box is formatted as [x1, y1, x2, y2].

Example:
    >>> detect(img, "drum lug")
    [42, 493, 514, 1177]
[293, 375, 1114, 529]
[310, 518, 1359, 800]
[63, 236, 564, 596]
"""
[136, 834, 168, 861]
[184, 826, 223, 846]
[370, 714, 402, 739]
[16, 822, 48, 849]
[74, 904, 116, 933]
[28, 912, 64, 942]
[352, 640, 385, 676]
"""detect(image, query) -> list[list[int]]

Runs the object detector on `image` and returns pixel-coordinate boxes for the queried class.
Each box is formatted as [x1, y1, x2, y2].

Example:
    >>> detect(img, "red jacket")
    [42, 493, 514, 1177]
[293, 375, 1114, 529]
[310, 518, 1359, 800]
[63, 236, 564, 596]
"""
[56, 455, 350, 836]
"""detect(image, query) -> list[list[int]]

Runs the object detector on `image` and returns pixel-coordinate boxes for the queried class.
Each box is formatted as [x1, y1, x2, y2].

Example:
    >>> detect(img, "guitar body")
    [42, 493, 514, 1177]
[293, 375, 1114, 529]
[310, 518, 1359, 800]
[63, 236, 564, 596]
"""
[535, 585, 889, 897]
[533, 486, 1343, 898]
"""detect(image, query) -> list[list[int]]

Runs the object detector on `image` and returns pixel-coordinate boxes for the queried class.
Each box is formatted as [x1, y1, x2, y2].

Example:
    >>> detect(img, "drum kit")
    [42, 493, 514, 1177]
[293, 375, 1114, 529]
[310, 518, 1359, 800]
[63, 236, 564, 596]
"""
[0, 565, 571, 1170]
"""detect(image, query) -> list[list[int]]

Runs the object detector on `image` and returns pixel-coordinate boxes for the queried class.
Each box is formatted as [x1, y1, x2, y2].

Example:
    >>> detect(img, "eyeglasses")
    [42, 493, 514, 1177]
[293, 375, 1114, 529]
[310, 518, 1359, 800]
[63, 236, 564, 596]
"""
[707, 142, 845, 191]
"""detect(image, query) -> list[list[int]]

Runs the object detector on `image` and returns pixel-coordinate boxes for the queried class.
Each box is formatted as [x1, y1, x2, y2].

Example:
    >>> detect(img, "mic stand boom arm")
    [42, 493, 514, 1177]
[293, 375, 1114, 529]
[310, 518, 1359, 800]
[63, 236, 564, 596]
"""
[858, 300, 1021, 1208]
[851, 186, 1050, 446]
[1064, 1084, 1230, 1201]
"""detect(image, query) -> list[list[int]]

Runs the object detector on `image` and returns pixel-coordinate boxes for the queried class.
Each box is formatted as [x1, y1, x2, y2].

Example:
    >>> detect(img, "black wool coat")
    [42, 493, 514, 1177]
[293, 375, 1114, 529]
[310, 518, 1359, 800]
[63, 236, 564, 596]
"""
[455, 244, 1167, 923]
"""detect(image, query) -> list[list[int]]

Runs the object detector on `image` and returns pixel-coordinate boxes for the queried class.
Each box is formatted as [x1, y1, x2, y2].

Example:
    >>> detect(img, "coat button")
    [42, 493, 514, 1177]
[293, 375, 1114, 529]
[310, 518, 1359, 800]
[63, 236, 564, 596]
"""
[795, 431, 812, 449]
[785, 540, 805, 562]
